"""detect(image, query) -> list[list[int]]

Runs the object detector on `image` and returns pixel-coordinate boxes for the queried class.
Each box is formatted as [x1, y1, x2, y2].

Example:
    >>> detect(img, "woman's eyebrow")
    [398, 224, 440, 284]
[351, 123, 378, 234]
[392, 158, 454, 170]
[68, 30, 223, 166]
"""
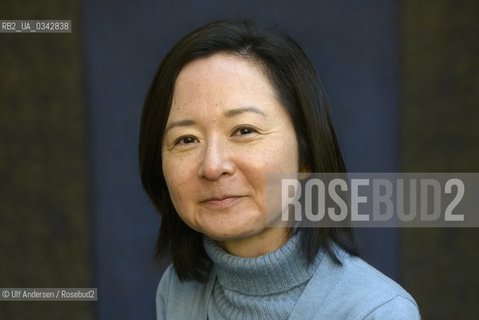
[224, 106, 267, 118]
[165, 119, 196, 133]
[165, 107, 265, 133]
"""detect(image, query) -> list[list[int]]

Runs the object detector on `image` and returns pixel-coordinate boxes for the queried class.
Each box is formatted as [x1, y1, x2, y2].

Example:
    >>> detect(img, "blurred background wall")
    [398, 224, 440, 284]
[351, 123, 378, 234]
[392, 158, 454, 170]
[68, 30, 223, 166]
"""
[400, 0, 479, 317]
[1, 0, 478, 319]
[0, 1, 93, 319]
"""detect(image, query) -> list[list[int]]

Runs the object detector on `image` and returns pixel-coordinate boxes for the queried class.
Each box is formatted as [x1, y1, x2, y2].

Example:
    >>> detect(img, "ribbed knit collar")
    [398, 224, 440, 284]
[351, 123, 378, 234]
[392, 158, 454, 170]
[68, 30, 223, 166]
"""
[203, 233, 321, 295]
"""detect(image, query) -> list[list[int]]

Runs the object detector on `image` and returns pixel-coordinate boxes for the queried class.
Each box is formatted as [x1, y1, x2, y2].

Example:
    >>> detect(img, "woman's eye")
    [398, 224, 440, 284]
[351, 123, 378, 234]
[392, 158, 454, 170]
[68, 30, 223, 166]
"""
[233, 126, 257, 136]
[175, 136, 198, 145]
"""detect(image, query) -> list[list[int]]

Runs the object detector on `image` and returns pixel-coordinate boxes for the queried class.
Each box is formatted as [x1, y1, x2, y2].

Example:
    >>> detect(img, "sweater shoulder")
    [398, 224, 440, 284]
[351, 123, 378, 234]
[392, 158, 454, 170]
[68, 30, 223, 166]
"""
[344, 256, 415, 300]
[313, 252, 420, 319]
[156, 265, 213, 319]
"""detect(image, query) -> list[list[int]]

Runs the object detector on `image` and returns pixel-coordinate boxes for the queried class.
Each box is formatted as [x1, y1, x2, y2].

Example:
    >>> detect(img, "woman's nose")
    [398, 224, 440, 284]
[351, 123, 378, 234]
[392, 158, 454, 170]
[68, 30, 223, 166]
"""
[198, 139, 234, 180]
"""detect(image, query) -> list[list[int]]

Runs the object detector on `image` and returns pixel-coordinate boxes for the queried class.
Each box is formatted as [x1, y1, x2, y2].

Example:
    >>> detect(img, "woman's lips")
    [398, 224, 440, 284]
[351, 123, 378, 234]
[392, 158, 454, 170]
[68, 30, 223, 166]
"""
[201, 196, 244, 208]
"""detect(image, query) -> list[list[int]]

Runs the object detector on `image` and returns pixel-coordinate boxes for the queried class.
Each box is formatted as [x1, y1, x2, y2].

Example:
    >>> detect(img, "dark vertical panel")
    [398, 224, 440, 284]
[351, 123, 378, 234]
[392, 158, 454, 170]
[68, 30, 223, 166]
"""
[81, 1, 162, 319]
[400, 0, 479, 318]
[0, 1, 92, 319]
[82, 0, 400, 318]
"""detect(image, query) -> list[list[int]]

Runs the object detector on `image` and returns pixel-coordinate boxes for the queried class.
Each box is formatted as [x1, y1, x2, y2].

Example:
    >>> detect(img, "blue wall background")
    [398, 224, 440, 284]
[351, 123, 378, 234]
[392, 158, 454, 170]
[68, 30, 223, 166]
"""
[82, 1, 399, 318]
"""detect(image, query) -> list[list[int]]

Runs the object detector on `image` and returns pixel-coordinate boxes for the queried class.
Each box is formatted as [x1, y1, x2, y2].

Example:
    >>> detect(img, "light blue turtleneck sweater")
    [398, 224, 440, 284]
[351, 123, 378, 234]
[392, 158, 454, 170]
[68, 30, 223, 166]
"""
[156, 234, 420, 319]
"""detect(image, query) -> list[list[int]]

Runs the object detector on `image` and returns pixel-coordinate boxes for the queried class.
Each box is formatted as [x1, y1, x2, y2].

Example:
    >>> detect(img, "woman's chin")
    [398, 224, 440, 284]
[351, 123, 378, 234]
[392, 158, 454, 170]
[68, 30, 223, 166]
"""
[194, 211, 264, 241]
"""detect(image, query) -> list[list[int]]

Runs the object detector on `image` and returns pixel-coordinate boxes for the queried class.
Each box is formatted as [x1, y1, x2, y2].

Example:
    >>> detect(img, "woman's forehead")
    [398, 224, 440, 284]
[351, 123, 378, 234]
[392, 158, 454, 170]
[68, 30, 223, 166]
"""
[174, 53, 266, 89]
[170, 53, 277, 115]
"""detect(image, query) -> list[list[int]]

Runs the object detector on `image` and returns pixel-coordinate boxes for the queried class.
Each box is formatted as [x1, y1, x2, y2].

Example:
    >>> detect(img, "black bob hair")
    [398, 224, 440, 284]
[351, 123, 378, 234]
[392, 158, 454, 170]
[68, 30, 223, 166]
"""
[139, 19, 358, 282]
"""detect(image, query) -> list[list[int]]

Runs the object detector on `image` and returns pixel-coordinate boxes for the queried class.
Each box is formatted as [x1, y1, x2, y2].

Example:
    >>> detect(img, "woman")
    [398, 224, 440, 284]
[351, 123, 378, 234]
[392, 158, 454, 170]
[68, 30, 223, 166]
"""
[139, 19, 420, 320]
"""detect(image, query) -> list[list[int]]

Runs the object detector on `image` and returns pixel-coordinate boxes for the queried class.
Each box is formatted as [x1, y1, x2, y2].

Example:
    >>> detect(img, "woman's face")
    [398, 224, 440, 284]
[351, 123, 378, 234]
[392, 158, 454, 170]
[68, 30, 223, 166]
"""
[162, 52, 299, 254]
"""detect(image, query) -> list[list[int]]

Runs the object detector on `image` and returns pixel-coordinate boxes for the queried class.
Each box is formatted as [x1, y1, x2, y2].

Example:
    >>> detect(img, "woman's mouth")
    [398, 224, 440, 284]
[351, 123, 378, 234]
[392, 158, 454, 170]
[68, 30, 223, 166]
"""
[201, 196, 244, 208]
